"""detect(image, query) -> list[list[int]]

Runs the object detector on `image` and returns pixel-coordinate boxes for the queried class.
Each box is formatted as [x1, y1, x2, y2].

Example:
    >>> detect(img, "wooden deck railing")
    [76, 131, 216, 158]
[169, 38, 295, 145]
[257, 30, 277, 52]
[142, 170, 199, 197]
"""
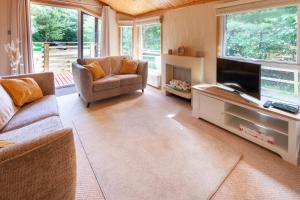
[33, 42, 96, 73]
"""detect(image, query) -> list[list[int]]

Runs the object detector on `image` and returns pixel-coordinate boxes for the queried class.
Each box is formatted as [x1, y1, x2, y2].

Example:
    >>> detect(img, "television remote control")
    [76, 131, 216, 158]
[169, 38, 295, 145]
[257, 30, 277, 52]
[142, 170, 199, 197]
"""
[263, 100, 272, 108]
[271, 102, 300, 114]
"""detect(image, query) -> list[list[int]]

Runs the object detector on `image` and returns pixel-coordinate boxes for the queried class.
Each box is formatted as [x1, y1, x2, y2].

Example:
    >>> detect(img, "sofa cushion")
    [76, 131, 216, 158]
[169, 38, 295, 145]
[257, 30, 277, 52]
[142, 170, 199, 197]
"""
[78, 57, 112, 76]
[0, 116, 63, 142]
[0, 85, 18, 130]
[77, 56, 129, 76]
[93, 76, 120, 92]
[1, 95, 59, 133]
[114, 74, 142, 86]
[110, 56, 128, 75]
[83, 61, 106, 81]
[120, 59, 139, 74]
[1, 78, 43, 107]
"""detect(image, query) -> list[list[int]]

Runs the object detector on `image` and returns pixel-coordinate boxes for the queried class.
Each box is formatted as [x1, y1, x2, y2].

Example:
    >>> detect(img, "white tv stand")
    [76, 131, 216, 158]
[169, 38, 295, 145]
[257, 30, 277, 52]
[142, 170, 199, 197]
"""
[192, 84, 300, 165]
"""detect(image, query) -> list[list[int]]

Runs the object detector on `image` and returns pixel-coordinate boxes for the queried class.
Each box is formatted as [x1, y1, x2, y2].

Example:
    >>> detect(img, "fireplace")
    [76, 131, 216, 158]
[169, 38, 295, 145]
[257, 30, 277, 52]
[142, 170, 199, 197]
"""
[161, 54, 204, 99]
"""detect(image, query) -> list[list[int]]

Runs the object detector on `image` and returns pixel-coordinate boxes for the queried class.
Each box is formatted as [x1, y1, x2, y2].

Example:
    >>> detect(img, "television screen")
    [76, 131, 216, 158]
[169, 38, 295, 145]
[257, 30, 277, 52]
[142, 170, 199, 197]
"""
[217, 58, 261, 100]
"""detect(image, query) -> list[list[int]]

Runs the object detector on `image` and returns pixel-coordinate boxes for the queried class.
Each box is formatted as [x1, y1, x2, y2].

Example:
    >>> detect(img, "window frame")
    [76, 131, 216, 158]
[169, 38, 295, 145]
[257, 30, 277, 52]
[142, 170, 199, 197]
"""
[120, 26, 134, 57]
[79, 11, 101, 58]
[220, 5, 300, 104]
[221, 4, 300, 71]
[139, 23, 162, 73]
[140, 23, 161, 53]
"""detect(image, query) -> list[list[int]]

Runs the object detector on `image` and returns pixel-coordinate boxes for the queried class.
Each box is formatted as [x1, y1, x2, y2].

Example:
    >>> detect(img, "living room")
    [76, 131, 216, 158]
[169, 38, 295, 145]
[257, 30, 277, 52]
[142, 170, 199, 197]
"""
[0, 0, 300, 200]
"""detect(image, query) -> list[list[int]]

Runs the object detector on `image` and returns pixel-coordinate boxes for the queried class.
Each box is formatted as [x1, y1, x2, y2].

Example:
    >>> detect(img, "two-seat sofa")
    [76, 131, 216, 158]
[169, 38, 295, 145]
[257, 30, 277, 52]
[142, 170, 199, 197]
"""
[0, 72, 76, 200]
[72, 56, 148, 107]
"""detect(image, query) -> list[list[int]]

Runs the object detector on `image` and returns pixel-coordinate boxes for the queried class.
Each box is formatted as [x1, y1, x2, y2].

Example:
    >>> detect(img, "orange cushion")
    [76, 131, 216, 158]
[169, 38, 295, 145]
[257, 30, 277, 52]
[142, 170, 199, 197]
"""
[120, 59, 138, 74]
[84, 61, 105, 81]
[0, 78, 43, 107]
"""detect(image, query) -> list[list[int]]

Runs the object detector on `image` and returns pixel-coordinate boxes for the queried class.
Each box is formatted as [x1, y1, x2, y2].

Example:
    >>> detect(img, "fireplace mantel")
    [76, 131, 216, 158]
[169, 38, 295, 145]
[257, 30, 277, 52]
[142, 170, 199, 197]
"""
[161, 54, 205, 99]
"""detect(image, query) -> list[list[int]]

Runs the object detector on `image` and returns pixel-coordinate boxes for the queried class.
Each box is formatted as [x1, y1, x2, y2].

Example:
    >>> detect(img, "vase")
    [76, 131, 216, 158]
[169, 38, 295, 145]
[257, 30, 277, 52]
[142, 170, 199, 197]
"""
[10, 62, 18, 75]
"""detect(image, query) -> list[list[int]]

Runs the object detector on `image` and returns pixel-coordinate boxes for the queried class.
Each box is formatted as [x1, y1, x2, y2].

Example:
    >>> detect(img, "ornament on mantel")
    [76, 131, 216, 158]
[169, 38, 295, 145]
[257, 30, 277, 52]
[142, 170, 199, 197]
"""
[196, 51, 203, 57]
[178, 46, 185, 56]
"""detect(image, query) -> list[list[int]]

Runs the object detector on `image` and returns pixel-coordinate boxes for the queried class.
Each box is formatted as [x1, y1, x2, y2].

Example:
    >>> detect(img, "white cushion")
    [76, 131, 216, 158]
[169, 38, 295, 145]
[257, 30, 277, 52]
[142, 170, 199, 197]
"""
[0, 85, 18, 130]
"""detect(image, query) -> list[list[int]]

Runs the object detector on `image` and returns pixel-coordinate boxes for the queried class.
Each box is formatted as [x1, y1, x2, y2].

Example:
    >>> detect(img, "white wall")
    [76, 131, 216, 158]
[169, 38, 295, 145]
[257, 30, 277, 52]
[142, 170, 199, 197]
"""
[0, 0, 11, 76]
[162, 2, 217, 83]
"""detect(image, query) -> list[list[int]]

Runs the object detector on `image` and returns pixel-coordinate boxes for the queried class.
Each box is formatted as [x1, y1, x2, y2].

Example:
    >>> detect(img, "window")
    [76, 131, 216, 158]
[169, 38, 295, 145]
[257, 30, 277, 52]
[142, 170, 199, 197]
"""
[120, 26, 133, 56]
[82, 13, 101, 58]
[31, 3, 102, 88]
[223, 6, 300, 104]
[140, 24, 161, 73]
[31, 4, 79, 88]
[83, 13, 96, 58]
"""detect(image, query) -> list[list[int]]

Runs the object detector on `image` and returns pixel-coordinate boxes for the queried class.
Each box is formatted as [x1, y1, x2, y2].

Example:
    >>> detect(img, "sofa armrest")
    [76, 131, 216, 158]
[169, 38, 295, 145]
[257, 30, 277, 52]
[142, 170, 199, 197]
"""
[0, 128, 76, 200]
[137, 61, 148, 89]
[72, 63, 93, 103]
[2, 72, 55, 96]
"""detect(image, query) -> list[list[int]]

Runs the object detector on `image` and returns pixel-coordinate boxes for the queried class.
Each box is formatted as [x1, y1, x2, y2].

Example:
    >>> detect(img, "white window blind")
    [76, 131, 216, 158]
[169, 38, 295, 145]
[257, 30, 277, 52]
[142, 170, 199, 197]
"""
[216, 0, 300, 15]
[117, 16, 162, 26]
[135, 16, 162, 25]
[118, 20, 134, 27]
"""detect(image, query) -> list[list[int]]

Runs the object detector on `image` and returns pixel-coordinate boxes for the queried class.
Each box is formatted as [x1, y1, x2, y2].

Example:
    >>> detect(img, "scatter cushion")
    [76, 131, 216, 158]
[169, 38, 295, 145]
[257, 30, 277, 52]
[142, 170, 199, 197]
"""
[120, 59, 139, 74]
[0, 78, 43, 107]
[84, 61, 106, 81]
[0, 85, 18, 130]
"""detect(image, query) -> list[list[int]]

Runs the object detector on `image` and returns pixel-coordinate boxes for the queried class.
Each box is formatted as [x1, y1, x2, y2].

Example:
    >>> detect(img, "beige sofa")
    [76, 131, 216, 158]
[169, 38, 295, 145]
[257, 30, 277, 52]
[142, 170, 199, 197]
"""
[72, 56, 148, 107]
[0, 72, 76, 200]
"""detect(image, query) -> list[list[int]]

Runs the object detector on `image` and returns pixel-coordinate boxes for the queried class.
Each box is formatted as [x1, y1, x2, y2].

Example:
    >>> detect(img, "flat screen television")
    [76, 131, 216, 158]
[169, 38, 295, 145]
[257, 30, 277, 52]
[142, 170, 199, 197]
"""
[217, 58, 261, 100]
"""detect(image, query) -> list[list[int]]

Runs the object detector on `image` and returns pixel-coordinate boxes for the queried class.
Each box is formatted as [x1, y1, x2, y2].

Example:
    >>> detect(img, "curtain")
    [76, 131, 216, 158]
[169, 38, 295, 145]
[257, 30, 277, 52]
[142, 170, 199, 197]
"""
[10, 0, 33, 74]
[101, 6, 110, 57]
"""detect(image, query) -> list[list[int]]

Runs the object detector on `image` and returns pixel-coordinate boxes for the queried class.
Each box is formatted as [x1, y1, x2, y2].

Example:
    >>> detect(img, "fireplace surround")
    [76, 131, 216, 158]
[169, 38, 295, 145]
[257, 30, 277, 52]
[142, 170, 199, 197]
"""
[161, 54, 204, 99]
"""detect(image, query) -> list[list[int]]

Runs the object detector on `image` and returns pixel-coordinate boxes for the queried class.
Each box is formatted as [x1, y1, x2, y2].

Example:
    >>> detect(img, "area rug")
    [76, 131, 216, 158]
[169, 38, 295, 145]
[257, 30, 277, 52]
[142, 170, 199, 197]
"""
[73, 94, 242, 200]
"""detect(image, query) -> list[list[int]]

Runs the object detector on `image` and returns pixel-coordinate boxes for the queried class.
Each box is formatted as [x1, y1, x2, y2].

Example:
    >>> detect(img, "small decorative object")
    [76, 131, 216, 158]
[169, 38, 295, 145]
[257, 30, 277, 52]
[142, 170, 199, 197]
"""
[239, 124, 275, 145]
[4, 39, 22, 75]
[168, 49, 173, 55]
[178, 46, 185, 56]
[196, 51, 203, 57]
[169, 79, 191, 92]
[173, 49, 177, 55]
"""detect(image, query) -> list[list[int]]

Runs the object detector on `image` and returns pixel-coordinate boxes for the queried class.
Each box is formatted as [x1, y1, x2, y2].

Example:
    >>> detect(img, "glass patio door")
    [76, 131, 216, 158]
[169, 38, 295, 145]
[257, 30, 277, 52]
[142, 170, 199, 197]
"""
[82, 13, 101, 58]
[82, 13, 96, 58]
[30, 4, 78, 88]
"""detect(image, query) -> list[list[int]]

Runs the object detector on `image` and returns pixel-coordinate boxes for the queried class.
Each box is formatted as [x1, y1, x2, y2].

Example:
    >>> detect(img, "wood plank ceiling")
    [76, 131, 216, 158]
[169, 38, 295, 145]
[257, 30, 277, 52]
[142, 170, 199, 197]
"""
[98, 0, 220, 16]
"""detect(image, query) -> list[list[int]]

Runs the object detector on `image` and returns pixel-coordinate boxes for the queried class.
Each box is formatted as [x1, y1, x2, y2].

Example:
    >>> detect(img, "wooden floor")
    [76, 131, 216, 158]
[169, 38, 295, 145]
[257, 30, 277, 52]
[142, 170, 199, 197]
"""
[55, 71, 74, 88]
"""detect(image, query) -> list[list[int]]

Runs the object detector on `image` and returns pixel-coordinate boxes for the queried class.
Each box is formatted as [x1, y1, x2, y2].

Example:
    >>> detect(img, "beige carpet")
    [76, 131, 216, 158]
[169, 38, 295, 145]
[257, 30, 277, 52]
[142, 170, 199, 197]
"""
[60, 119, 105, 200]
[57, 88, 300, 200]
[71, 91, 241, 200]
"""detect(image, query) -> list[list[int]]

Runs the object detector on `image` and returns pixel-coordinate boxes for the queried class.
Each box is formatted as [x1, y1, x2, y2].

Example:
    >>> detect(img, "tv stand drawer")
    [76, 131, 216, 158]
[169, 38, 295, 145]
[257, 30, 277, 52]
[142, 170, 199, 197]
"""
[195, 93, 224, 126]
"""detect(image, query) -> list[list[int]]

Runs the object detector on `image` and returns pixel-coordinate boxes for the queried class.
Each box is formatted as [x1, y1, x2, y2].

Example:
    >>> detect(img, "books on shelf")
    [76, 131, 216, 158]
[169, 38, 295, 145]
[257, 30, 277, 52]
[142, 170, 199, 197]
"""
[239, 124, 275, 145]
